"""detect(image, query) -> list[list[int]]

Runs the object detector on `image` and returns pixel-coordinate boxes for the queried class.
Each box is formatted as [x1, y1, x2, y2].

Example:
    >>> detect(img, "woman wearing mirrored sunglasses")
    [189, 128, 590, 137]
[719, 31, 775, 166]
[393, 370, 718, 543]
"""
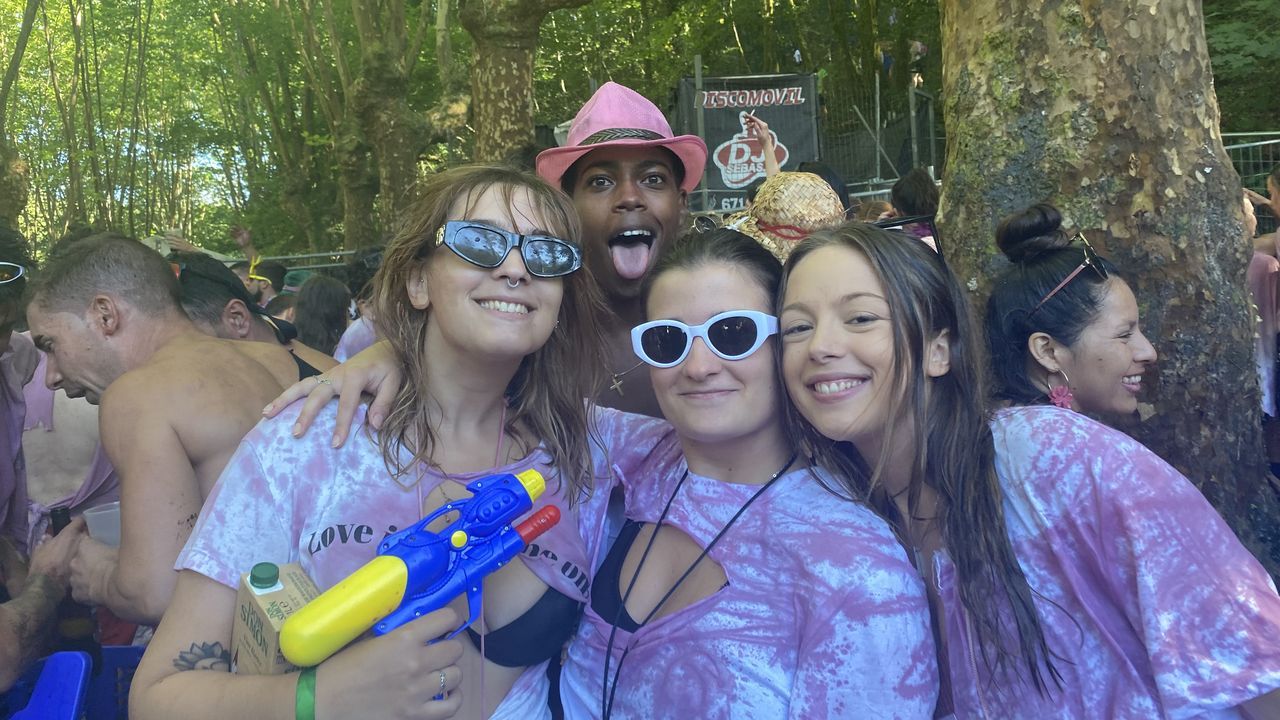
[986, 203, 1157, 418]
[132, 166, 616, 720]
[780, 222, 1280, 719]
[560, 228, 936, 720]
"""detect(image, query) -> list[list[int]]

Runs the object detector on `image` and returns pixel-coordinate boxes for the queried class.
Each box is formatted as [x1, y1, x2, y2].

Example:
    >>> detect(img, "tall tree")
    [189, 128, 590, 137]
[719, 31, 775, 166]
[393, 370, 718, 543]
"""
[938, 0, 1280, 574]
[458, 0, 593, 162]
[0, 0, 41, 228]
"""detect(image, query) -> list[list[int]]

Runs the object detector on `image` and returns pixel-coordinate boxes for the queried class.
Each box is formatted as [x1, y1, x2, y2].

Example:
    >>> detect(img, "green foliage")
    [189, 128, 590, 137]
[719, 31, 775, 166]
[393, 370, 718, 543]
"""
[1204, 0, 1280, 132]
[0, 0, 1263, 255]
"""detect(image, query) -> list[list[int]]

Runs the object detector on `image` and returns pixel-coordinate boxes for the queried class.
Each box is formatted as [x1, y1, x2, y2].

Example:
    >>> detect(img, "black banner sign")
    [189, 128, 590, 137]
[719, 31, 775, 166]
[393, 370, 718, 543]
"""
[675, 74, 820, 213]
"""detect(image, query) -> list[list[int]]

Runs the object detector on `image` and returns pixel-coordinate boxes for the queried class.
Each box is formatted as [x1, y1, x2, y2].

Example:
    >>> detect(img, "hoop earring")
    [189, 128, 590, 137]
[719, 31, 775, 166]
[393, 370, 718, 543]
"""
[1048, 369, 1074, 410]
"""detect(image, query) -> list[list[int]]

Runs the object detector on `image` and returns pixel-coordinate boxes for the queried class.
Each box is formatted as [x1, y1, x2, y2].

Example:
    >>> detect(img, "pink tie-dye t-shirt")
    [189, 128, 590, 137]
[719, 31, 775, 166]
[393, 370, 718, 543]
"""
[941, 406, 1280, 719]
[562, 408, 938, 720]
[178, 401, 615, 720]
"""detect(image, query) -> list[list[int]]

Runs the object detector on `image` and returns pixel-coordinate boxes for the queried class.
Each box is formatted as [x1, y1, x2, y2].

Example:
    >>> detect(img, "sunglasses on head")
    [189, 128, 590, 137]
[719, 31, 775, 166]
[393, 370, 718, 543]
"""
[1028, 232, 1109, 317]
[0, 262, 26, 284]
[434, 221, 582, 279]
[631, 310, 779, 368]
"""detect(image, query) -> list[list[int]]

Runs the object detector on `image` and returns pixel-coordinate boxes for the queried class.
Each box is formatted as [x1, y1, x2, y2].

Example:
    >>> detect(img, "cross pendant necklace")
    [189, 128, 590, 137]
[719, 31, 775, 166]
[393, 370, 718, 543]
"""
[609, 361, 644, 395]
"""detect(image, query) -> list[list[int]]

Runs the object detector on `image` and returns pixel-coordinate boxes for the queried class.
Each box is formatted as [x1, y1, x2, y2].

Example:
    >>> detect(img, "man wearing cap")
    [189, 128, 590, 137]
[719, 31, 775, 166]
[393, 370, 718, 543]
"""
[536, 82, 707, 416]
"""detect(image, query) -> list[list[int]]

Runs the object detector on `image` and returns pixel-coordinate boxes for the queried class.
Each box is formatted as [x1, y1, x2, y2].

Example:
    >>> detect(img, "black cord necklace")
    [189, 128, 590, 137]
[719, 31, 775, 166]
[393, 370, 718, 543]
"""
[600, 451, 798, 720]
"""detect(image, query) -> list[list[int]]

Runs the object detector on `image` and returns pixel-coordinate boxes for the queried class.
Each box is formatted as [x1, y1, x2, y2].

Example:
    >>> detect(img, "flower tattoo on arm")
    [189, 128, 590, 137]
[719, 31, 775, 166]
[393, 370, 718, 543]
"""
[173, 641, 231, 671]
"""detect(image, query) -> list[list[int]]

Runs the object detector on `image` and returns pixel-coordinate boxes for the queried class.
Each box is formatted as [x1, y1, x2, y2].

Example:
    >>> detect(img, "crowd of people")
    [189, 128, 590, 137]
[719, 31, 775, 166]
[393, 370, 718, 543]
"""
[0, 79, 1277, 720]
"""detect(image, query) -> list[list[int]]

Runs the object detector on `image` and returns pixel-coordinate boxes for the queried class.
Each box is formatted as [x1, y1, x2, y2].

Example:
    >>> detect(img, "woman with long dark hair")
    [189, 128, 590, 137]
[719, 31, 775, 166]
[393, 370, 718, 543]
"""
[779, 222, 1280, 718]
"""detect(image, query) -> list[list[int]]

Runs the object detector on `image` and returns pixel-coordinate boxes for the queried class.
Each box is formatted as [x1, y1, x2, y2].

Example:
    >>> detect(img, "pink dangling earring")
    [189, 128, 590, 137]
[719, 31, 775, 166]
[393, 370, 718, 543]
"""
[1048, 369, 1074, 410]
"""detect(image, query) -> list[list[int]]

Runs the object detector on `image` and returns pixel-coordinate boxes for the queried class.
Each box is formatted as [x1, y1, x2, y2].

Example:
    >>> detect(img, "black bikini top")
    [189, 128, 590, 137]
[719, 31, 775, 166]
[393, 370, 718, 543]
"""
[591, 518, 645, 632]
[464, 586, 584, 667]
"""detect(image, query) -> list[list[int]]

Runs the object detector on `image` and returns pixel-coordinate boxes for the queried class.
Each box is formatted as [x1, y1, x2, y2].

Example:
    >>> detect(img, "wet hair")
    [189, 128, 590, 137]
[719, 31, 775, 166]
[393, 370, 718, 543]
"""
[890, 168, 939, 217]
[797, 161, 851, 212]
[293, 274, 350, 356]
[372, 164, 609, 503]
[985, 203, 1119, 405]
[781, 222, 1061, 695]
[0, 227, 35, 311]
[641, 228, 781, 310]
[560, 146, 686, 195]
[168, 250, 261, 328]
[28, 232, 181, 317]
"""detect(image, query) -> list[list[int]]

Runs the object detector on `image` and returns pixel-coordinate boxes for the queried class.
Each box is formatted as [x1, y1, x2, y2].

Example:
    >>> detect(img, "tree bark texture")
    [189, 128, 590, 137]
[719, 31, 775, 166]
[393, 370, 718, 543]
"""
[938, 0, 1280, 575]
[458, 0, 592, 162]
[0, 142, 29, 230]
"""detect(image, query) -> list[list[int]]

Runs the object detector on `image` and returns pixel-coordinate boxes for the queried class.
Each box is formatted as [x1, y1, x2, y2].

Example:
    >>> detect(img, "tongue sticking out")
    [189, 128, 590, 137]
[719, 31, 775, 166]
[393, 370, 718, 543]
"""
[611, 242, 652, 280]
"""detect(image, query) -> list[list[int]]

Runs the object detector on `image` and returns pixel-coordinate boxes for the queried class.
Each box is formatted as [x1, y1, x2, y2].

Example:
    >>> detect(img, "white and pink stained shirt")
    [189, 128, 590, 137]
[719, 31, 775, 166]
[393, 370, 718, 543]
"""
[942, 405, 1280, 719]
[178, 400, 615, 720]
[562, 408, 939, 719]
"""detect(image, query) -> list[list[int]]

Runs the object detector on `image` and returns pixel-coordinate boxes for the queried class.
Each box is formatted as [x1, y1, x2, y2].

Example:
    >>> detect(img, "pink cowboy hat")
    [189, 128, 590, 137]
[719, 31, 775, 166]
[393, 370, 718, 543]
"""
[536, 82, 707, 194]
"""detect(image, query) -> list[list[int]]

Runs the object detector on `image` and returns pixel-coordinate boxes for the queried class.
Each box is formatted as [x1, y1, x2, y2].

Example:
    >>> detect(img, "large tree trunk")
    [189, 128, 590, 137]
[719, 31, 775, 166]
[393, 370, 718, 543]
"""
[458, 0, 592, 162]
[0, 143, 28, 230]
[335, 119, 378, 249]
[938, 0, 1280, 576]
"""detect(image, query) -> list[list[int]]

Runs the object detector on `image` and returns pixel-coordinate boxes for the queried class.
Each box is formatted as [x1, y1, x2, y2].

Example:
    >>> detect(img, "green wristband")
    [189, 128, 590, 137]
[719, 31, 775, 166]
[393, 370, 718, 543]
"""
[295, 666, 317, 720]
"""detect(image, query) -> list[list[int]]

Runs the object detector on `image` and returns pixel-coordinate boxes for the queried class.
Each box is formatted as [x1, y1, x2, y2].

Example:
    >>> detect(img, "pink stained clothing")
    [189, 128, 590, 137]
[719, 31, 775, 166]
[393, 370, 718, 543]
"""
[561, 407, 939, 720]
[178, 400, 615, 720]
[1248, 251, 1280, 416]
[332, 315, 377, 362]
[0, 333, 37, 553]
[942, 405, 1280, 719]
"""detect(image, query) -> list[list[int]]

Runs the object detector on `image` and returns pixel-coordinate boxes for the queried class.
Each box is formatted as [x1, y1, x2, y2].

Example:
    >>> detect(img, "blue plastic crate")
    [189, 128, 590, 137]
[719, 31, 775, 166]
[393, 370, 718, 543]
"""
[83, 645, 144, 720]
[1, 650, 91, 719]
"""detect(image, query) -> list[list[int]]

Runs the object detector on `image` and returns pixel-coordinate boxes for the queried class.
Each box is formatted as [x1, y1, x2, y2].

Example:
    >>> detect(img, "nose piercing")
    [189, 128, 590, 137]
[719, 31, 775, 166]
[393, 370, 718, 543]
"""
[506, 278, 520, 289]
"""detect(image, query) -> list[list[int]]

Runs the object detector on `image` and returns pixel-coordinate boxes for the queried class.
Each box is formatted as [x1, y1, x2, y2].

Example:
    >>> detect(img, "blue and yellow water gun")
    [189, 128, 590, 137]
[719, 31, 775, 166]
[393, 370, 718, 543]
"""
[279, 469, 560, 667]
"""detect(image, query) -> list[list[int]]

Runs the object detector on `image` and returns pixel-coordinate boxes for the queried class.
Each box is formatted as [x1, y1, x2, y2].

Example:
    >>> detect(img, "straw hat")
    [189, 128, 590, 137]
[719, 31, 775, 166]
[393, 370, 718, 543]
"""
[729, 172, 845, 260]
[536, 82, 707, 193]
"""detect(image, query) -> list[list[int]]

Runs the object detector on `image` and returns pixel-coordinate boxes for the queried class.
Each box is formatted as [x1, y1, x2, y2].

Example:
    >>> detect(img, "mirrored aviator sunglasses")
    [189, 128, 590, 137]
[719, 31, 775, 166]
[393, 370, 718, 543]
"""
[631, 310, 779, 368]
[0, 262, 26, 284]
[435, 221, 582, 278]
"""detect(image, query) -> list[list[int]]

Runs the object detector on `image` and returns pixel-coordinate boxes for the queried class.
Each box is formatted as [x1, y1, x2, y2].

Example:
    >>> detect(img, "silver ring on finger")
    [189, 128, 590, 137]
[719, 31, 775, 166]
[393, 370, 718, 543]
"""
[434, 669, 448, 701]
[315, 375, 332, 386]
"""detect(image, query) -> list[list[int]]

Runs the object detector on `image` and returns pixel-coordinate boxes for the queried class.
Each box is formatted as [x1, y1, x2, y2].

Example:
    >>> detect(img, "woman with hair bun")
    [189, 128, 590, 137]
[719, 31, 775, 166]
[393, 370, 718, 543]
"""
[985, 203, 1157, 417]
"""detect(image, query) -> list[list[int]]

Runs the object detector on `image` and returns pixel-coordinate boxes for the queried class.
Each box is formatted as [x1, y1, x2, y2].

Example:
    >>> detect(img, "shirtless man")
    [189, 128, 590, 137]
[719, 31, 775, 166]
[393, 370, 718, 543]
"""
[26, 233, 313, 624]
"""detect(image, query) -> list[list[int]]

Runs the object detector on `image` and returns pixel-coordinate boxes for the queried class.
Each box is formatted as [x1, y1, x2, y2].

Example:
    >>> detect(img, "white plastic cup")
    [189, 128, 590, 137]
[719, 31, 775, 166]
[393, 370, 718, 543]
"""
[82, 501, 121, 547]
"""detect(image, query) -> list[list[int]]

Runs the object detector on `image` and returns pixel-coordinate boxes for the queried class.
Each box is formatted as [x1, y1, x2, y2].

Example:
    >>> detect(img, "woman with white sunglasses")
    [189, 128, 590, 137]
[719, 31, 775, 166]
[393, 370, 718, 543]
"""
[560, 228, 936, 719]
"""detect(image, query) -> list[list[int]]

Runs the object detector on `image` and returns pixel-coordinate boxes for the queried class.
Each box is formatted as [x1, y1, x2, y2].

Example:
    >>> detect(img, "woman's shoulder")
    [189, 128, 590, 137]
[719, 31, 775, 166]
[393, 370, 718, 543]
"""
[238, 399, 378, 476]
[769, 469, 912, 570]
[990, 405, 1187, 507]
[992, 405, 1158, 464]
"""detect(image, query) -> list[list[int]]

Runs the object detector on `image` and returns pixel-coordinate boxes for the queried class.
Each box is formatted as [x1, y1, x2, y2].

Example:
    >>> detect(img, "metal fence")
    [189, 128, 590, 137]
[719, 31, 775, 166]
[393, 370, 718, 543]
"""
[1227, 134, 1280, 235]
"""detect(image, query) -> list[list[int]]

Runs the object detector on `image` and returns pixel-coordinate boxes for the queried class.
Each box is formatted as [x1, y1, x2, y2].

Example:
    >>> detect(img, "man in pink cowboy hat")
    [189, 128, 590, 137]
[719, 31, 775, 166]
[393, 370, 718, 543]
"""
[537, 82, 707, 417]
